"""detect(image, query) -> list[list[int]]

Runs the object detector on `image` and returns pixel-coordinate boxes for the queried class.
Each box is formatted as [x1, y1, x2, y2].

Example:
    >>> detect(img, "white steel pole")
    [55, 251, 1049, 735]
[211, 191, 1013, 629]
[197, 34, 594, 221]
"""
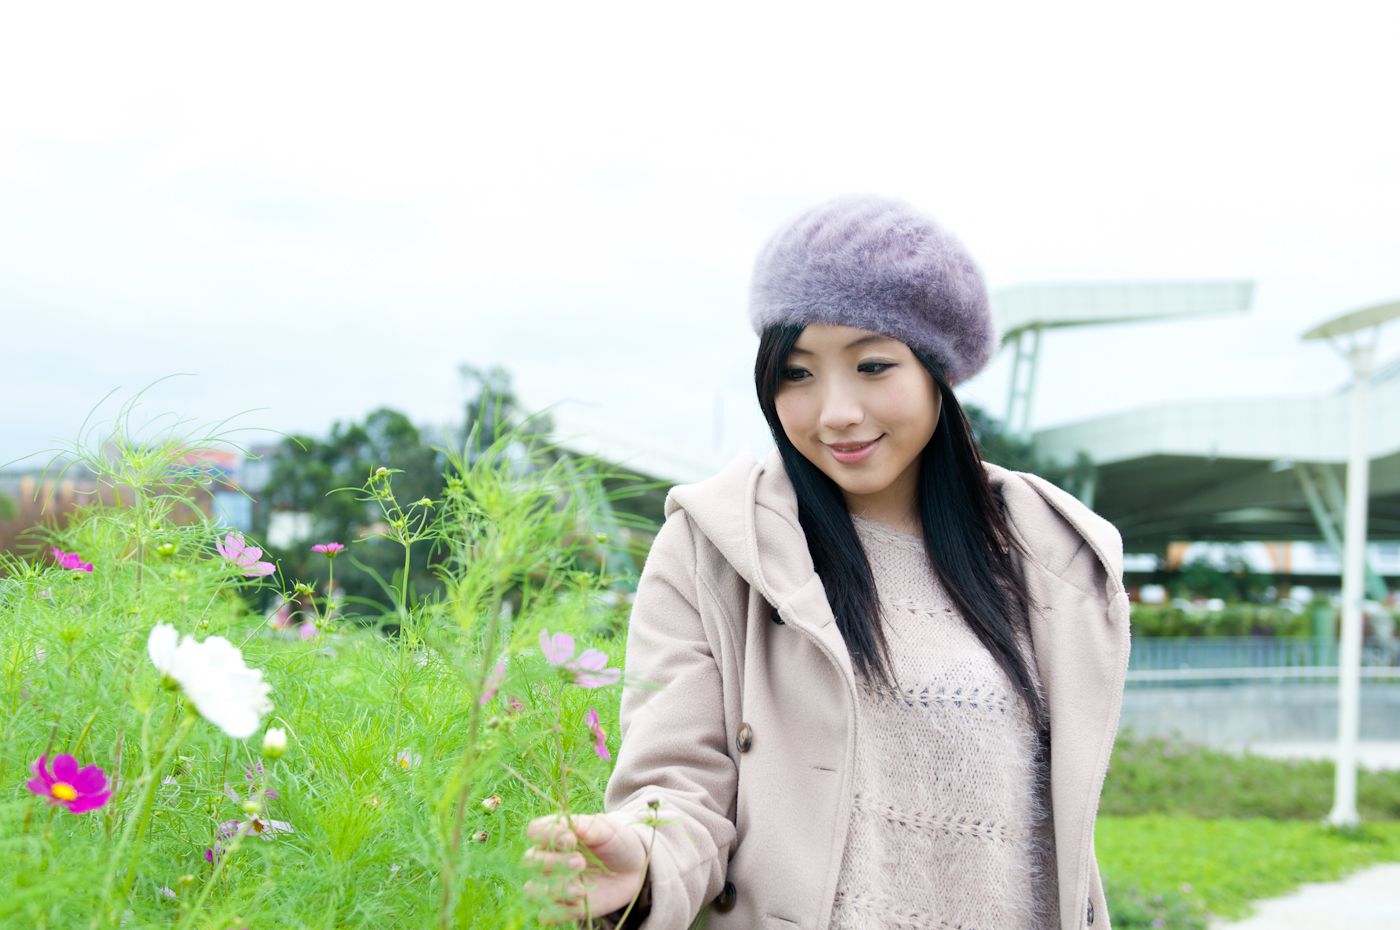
[1327, 340, 1375, 827]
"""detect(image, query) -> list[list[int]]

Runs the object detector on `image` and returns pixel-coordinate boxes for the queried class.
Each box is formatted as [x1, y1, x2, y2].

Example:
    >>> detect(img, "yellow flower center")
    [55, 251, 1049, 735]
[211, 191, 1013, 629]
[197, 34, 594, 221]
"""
[399, 757, 411, 768]
[50, 782, 78, 801]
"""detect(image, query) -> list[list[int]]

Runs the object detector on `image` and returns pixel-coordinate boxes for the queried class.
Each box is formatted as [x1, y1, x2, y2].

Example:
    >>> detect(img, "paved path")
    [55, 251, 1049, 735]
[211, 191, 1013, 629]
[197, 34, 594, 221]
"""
[1209, 862, 1400, 929]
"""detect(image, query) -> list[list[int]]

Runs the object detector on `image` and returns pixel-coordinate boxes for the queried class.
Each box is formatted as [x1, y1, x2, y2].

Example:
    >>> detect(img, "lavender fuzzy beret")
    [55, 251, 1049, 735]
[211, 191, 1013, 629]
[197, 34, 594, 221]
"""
[748, 194, 997, 386]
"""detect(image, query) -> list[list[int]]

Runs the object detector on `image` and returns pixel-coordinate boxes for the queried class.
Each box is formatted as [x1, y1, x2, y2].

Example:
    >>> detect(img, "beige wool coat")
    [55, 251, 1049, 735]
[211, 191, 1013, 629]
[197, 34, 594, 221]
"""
[602, 447, 1131, 930]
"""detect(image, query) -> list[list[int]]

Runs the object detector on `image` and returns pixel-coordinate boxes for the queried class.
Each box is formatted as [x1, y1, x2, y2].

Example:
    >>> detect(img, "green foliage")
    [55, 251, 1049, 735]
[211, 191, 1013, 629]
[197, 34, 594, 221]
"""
[1128, 603, 1311, 637]
[1102, 731, 1400, 820]
[0, 491, 16, 521]
[1098, 733, 1400, 926]
[1100, 872, 1206, 930]
[0, 410, 653, 929]
[255, 407, 453, 617]
[1173, 554, 1272, 602]
[1098, 815, 1400, 923]
[967, 404, 1098, 497]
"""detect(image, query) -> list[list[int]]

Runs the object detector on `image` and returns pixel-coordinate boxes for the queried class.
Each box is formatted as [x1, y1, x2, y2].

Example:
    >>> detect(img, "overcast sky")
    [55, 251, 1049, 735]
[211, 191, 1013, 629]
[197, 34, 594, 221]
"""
[3, 1, 1398, 476]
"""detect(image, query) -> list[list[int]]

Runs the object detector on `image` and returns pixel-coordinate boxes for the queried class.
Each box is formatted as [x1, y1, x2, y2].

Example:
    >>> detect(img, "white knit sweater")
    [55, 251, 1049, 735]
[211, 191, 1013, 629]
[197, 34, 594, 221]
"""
[828, 514, 1060, 930]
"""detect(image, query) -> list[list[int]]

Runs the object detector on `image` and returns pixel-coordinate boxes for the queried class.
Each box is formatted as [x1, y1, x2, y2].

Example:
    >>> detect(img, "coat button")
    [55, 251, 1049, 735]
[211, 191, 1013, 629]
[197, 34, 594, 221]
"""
[1087, 899, 1094, 925]
[714, 880, 737, 912]
[735, 722, 753, 753]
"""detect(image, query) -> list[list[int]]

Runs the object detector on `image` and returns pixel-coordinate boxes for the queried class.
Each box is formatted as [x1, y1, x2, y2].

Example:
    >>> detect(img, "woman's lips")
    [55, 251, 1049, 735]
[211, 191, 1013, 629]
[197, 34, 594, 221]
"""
[827, 436, 881, 463]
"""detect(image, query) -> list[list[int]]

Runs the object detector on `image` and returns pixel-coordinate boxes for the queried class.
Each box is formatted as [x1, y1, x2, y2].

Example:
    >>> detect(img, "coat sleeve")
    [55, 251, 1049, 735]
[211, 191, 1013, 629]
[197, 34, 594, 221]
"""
[601, 508, 738, 930]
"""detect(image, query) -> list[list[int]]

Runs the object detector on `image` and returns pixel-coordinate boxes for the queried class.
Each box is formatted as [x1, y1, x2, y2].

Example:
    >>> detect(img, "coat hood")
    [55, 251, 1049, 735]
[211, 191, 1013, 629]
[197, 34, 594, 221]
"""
[663, 446, 1125, 623]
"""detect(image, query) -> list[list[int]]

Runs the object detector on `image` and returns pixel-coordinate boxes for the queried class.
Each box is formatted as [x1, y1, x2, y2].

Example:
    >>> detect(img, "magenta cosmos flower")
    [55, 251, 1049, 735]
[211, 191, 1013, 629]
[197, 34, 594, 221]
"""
[26, 753, 112, 814]
[539, 629, 621, 688]
[310, 542, 345, 557]
[51, 547, 94, 573]
[215, 532, 275, 578]
[585, 707, 611, 761]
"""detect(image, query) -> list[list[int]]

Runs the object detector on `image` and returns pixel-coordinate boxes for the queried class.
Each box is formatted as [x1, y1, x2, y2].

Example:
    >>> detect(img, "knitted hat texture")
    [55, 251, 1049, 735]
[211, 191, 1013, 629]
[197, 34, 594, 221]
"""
[748, 194, 997, 386]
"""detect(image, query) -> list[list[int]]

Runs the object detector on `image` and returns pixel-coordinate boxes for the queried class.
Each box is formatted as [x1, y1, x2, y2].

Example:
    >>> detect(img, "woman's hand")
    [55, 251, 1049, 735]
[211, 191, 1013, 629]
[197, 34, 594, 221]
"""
[523, 811, 649, 924]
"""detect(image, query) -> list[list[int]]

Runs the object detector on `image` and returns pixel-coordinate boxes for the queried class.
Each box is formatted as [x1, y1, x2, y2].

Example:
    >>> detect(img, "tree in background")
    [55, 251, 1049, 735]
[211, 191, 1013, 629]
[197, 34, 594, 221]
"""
[965, 402, 1098, 497]
[1173, 552, 1273, 603]
[256, 407, 449, 620]
[456, 363, 553, 465]
[253, 366, 567, 621]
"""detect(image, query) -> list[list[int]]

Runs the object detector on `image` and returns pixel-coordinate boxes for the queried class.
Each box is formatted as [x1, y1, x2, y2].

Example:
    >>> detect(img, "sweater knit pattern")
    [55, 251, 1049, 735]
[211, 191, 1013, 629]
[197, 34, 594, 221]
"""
[828, 514, 1059, 930]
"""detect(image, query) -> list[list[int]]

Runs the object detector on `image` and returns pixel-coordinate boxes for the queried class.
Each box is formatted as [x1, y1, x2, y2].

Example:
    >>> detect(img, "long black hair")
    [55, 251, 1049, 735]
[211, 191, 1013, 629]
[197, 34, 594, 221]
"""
[753, 322, 1048, 733]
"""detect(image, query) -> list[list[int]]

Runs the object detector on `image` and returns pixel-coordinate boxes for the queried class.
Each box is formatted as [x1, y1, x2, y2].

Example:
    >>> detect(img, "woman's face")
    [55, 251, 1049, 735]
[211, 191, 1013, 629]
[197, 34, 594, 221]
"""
[774, 323, 940, 530]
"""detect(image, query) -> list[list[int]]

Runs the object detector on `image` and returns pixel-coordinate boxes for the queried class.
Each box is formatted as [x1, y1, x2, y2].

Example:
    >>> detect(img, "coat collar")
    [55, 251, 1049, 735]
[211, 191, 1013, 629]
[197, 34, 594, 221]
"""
[664, 446, 1125, 622]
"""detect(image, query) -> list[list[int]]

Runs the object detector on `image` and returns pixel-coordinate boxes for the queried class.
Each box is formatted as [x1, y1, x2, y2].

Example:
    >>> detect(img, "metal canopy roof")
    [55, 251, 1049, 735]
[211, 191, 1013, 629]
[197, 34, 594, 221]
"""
[1032, 368, 1400, 551]
[994, 280, 1254, 339]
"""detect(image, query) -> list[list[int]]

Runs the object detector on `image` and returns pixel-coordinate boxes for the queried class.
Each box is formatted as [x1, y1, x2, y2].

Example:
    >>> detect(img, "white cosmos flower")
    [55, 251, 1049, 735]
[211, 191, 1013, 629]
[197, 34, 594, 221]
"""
[146, 623, 273, 739]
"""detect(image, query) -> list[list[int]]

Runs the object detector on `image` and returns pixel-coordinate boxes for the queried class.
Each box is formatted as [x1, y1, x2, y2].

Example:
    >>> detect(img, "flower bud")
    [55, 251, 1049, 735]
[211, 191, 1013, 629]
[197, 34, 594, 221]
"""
[481, 794, 502, 812]
[155, 542, 177, 558]
[262, 727, 288, 759]
[241, 798, 261, 815]
[471, 830, 489, 843]
[374, 467, 390, 479]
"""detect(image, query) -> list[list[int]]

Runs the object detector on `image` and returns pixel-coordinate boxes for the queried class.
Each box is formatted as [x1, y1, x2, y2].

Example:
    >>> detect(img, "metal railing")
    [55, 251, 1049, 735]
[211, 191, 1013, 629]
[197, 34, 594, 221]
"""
[1126, 636, 1400, 685]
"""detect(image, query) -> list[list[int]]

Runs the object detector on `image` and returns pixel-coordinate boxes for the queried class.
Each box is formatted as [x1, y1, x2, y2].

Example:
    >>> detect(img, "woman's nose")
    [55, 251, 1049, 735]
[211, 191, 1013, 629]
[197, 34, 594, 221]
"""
[819, 391, 865, 431]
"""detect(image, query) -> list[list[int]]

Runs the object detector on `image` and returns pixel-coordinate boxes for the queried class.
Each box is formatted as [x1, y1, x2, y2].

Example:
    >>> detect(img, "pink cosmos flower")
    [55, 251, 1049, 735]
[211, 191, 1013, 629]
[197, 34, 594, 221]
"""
[586, 707, 611, 761]
[215, 533, 275, 578]
[51, 547, 94, 573]
[311, 542, 346, 557]
[480, 660, 507, 705]
[504, 694, 525, 714]
[538, 629, 620, 689]
[25, 753, 112, 814]
[206, 813, 294, 862]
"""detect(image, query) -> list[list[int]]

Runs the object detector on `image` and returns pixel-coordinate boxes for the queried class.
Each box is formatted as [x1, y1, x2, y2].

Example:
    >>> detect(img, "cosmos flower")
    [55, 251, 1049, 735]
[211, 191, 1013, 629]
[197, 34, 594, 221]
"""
[25, 753, 112, 814]
[538, 629, 620, 689]
[147, 623, 273, 739]
[585, 707, 611, 761]
[205, 814, 294, 862]
[395, 749, 420, 770]
[215, 532, 275, 578]
[51, 547, 94, 573]
[310, 541, 346, 557]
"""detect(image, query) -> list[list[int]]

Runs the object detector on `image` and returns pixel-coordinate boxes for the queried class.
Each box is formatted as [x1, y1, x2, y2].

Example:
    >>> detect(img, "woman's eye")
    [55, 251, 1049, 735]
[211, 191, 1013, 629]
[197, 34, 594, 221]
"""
[781, 368, 809, 382]
[860, 362, 894, 374]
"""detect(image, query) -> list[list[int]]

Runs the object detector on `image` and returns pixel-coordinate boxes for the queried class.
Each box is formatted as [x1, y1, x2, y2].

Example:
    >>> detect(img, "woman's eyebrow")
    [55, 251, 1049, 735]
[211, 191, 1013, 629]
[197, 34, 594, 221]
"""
[787, 334, 896, 356]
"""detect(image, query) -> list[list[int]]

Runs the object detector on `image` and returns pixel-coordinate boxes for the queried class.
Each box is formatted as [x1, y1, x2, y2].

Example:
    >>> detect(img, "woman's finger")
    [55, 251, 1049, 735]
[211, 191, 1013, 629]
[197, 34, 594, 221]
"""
[525, 814, 578, 850]
[521, 846, 586, 874]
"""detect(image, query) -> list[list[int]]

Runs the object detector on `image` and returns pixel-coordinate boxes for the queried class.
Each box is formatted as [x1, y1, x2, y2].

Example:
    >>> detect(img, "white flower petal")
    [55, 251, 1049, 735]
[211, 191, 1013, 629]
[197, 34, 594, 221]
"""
[147, 624, 180, 676]
[165, 632, 273, 739]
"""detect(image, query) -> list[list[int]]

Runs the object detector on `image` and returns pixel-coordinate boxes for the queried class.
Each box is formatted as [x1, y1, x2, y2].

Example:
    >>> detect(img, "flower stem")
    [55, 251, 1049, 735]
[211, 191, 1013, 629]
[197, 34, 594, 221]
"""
[177, 820, 251, 930]
[436, 585, 508, 929]
[96, 709, 196, 927]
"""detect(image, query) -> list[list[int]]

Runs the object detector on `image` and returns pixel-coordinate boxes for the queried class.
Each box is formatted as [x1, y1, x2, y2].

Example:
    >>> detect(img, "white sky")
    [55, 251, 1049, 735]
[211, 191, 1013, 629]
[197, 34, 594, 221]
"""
[3, 1, 1398, 473]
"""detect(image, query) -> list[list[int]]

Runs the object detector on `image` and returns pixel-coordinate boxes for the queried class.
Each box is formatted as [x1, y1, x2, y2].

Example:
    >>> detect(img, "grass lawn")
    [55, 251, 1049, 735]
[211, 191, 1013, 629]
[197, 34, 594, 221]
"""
[1097, 814, 1400, 927]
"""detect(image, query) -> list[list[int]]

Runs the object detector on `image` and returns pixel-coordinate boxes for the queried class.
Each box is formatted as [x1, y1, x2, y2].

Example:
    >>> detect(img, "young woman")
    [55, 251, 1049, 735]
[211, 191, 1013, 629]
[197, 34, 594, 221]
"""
[524, 195, 1131, 930]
